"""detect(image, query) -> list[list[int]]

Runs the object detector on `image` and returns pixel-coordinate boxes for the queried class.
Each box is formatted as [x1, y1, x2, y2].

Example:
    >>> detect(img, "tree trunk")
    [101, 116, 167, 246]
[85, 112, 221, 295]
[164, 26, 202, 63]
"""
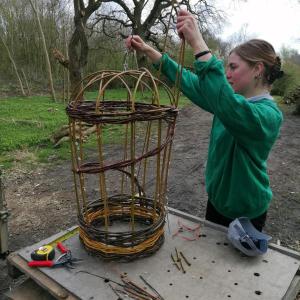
[68, 0, 101, 96]
[51, 1, 101, 96]
[64, 29, 70, 100]
[132, 28, 148, 69]
[0, 34, 26, 96]
[68, 8, 89, 94]
[135, 52, 147, 69]
[68, 29, 85, 95]
[21, 69, 31, 96]
[28, 0, 56, 102]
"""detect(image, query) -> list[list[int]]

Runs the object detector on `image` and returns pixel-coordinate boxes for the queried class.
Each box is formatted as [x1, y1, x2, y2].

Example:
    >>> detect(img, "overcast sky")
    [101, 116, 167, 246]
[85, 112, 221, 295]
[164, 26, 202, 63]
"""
[216, 0, 300, 52]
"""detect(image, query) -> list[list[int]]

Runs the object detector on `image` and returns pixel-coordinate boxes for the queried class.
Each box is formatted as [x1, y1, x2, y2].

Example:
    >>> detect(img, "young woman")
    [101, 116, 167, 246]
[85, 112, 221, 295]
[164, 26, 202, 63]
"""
[125, 10, 283, 231]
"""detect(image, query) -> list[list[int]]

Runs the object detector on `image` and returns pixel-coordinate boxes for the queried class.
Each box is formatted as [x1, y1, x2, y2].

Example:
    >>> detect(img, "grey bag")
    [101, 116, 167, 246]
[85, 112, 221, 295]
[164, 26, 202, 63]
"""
[227, 217, 271, 256]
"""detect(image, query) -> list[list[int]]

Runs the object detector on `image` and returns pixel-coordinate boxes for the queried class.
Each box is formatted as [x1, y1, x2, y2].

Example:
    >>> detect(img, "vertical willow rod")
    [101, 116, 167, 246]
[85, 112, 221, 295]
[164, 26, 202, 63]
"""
[141, 122, 152, 192]
[121, 123, 129, 195]
[68, 120, 81, 215]
[154, 119, 162, 219]
[174, 40, 186, 107]
[130, 120, 136, 231]
[96, 124, 109, 231]
[73, 121, 88, 222]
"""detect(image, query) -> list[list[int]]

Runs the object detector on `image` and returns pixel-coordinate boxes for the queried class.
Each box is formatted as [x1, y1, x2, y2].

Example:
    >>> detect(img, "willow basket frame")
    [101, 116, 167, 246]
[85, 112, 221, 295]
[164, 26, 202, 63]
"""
[66, 67, 179, 260]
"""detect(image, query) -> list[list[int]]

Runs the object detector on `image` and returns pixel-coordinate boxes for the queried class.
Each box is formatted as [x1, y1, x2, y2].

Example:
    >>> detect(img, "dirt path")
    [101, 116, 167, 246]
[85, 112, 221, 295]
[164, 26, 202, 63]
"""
[1, 103, 300, 296]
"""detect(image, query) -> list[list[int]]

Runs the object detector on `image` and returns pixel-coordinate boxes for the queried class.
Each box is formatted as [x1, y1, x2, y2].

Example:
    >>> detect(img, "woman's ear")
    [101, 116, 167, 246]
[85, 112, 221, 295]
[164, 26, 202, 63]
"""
[254, 62, 264, 78]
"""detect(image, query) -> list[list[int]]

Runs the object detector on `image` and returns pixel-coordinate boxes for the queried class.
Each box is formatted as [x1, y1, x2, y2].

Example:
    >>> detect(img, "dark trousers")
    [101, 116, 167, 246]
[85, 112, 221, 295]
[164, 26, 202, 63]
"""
[205, 200, 267, 232]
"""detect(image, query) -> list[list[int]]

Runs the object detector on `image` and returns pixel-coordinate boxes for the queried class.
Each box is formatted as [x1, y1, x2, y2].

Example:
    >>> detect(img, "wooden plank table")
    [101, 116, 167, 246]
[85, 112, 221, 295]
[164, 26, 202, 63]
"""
[7, 208, 300, 300]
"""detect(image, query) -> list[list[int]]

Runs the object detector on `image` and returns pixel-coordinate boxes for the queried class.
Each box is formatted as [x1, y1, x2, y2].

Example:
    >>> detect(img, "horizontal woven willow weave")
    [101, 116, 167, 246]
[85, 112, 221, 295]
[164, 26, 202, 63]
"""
[66, 68, 178, 260]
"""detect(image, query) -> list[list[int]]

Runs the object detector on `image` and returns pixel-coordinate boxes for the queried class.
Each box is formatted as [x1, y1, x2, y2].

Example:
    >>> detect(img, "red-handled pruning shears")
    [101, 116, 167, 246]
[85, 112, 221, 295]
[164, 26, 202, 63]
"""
[28, 242, 82, 268]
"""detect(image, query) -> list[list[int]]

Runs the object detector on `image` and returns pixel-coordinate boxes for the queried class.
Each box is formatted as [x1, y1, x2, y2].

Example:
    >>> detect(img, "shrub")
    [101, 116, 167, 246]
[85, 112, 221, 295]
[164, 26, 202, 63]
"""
[271, 62, 300, 97]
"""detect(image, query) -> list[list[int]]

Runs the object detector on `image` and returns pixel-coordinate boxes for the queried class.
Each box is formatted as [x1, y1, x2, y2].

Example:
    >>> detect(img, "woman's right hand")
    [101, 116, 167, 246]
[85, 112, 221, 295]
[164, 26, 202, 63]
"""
[125, 35, 162, 63]
[125, 35, 149, 53]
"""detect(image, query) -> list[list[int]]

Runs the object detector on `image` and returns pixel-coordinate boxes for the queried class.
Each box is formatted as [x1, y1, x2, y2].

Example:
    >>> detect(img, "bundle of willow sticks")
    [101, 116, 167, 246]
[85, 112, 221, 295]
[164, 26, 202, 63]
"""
[109, 275, 164, 300]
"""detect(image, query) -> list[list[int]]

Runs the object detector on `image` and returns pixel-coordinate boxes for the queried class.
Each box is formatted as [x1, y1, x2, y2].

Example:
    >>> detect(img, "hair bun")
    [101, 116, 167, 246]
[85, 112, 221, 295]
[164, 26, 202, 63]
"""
[267, 56, 284, 84]
[277, 70, 284, 79]
[275, 56, 282, 67]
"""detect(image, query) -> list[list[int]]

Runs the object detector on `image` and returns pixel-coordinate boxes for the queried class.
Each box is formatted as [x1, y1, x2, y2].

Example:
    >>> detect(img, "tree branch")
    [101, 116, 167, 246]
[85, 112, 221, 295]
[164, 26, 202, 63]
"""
[52, 48, 69, 69]
[83, 0, 102, 23]
[93, 13, 131, 28]
[142, 0, 171, 33]
[101, 0, 134, 23]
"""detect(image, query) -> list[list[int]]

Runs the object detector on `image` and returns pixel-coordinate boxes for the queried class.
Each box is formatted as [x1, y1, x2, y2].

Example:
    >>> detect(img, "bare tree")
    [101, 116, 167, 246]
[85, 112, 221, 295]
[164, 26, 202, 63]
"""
[0, 33, 26, 96]
[68, 0, 102, 93]
[53, 1, 103, 94]
[226, 23, 255, 48]
[28, 0, 57, 101]
[0, 0, 226, 95]
[0, 0, 72, 92]
[53, 0, 224, 92]
[91, 0, 224, 66]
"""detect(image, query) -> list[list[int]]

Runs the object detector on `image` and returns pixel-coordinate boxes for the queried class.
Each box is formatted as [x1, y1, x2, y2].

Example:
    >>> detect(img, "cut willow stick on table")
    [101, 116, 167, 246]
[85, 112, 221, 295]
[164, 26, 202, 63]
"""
[180, 251, 191, 266]
[139, 275, 165, 300]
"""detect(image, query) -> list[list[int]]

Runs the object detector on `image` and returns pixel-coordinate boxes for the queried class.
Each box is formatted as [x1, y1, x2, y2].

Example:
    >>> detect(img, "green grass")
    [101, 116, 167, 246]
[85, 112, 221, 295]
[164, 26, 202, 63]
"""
[0, 96, 69, 168]
[0, 91, 286, 170]
[0, 96, 67, 151]
[85, 88, 189, 107]
[0, 89, 189, 169]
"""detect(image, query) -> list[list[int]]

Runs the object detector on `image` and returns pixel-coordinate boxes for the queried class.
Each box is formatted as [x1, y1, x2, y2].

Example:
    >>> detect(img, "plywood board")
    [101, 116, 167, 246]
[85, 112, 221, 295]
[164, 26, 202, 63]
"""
[15, 211, 300, 300]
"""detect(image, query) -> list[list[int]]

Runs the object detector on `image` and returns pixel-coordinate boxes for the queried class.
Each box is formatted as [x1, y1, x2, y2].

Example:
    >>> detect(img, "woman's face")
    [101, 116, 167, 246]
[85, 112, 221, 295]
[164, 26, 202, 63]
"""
[226, 52, 256, 96]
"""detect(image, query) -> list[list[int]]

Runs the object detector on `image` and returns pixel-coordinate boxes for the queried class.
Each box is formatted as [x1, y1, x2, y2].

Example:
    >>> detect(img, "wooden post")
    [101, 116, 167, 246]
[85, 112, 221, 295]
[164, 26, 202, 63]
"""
[0, 170, 9, 255]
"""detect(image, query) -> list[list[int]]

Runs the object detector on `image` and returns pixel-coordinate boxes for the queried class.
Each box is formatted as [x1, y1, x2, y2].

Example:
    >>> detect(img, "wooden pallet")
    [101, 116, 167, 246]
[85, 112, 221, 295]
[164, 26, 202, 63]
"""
[7, 252, 78, 300]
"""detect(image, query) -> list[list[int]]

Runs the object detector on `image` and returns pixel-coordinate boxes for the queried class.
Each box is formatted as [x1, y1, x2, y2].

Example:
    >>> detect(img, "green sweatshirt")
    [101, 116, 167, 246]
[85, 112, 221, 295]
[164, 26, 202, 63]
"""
[154, 54, 283, 219]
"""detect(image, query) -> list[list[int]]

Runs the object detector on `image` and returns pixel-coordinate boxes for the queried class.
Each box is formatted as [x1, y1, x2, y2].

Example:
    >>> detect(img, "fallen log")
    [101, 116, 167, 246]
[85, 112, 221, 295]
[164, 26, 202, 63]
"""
[51, 124, 96, 148]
